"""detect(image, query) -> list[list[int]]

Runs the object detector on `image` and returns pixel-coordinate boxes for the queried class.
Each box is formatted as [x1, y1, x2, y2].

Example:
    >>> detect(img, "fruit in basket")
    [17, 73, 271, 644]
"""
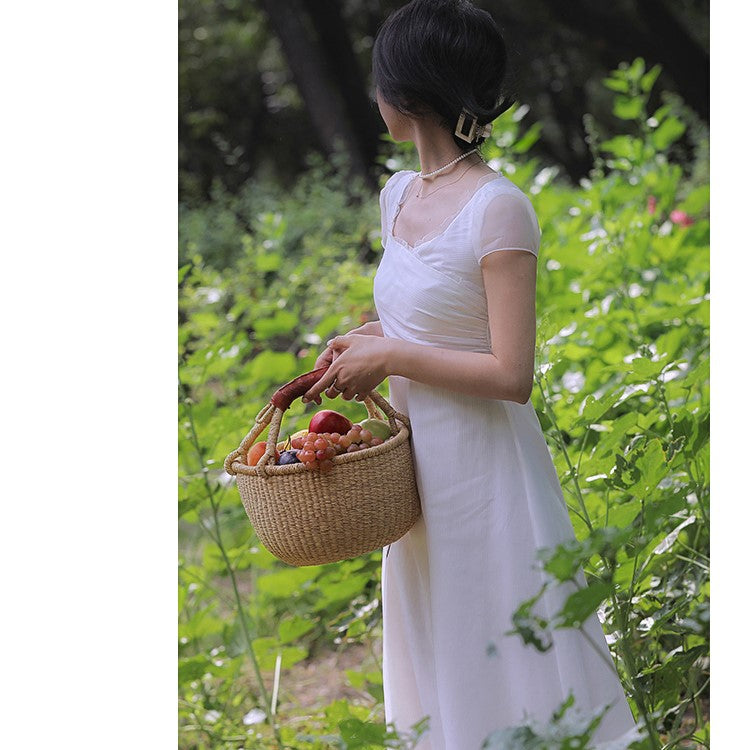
[290, 429, 308, 448]
[358, 418, 391, 442]
[293, 416, 390, 472]
[247, 441, 281, 466]
[309, 409, 352, 436]
[278, 449, 301, 465]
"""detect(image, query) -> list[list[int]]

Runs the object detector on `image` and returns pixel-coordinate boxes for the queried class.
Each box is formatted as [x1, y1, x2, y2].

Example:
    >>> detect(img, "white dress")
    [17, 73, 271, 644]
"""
[373, 170, 638, 749]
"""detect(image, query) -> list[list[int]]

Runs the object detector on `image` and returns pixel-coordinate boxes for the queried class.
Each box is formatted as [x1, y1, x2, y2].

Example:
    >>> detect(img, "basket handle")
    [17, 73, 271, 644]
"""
[224, 368, 411, 477]
[269, 365, 410, 433]
[271, 365, 331, 411]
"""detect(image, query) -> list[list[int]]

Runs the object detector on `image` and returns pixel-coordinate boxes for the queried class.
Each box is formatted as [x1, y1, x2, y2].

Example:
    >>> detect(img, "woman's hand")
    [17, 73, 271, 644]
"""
[308, 345, 339, 405]
[303, 334, 391, 403]
[313, 345, 336, 371]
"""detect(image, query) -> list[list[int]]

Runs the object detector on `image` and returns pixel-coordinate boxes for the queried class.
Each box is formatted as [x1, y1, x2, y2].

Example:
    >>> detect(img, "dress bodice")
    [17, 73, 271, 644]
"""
[373, 169, 541, 353]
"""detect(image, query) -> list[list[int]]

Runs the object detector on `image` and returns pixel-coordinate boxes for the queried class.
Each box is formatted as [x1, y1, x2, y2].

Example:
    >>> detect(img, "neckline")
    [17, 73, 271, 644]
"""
[388, 170, 504, 252]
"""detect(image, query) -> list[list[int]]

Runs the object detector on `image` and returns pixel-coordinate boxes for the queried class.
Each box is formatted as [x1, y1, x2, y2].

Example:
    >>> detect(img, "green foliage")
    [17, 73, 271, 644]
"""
[179, 59, 708, 749]
[481, 692, 647, 750]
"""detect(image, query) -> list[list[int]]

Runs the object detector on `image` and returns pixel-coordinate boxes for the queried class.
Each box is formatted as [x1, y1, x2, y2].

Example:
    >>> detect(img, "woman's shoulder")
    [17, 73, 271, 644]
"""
[480, 171, 534, 203]
[379, 170, 417, 218]
[380, 169, 417, 195]
[379, 170, 417, 228]
[474, 172, 540, 224]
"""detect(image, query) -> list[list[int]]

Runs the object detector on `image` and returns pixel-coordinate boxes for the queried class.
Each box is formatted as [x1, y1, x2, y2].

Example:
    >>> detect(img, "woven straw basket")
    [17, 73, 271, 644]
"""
[224, 366, 421, 567]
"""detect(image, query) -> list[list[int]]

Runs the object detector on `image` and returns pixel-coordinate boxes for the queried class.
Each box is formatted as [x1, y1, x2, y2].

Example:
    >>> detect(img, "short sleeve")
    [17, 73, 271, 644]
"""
[475, 191, 541, 263]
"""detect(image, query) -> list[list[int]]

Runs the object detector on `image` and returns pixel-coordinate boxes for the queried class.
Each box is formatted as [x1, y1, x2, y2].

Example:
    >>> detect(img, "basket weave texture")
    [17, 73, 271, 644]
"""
[224, 368, 421, 567]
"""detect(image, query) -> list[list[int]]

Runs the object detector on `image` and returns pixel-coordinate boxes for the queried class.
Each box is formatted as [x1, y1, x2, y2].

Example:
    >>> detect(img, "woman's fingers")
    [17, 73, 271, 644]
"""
[324, 384, 341, 399]
[313, 346, 334, 370]
[338, 385, 357, 401]
[303, 367, 338, 403]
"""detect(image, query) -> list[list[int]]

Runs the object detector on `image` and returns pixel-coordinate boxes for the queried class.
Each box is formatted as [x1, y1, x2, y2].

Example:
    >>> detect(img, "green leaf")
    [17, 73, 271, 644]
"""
[346, 275, 374, 305]
[251, 637, 308, 671]
[315, 312, 345, 339]
[178, 494, 203, 518]
[613, 95, 643, 120]
[572, 390, 621, 428]
[637, 439, 669, 491]
[542, 542, 584, 583]
[652, 117, 686, 150]
[513, 121, 542, 154]
[629, 57, 646, 82]
[254, 310, 299, 340]
[600, 135, 639, 160]
[179, 609, 225, 640]
[556, 581, 614, 628]
[256, 251, 282, 273]
[603, 76, 630, 93]
[678, 184, 710, 215]
[630, 356, 667, 380]
[640, 63, 662, 93]
[247, 350, 298, 388]
[507, 589, 553, 652]
[279, 614, 316, 644]
[256, 566, 318, 598]
[345, 669, 367, 689]
[179, 655, 211, 685]
[339, 718, 388, 746]
[313, 574, 370, 611]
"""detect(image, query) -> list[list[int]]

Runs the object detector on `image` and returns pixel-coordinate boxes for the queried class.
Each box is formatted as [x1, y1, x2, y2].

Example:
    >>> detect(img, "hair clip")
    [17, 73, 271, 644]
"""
[455, 109, 492, 142]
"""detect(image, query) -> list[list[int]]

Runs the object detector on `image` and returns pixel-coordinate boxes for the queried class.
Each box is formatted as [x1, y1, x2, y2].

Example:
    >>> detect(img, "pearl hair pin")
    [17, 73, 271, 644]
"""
[418, 148, 479, 179]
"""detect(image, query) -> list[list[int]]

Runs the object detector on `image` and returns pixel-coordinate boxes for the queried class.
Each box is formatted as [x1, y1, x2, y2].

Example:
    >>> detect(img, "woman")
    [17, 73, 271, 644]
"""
[303, 1, 639, 747]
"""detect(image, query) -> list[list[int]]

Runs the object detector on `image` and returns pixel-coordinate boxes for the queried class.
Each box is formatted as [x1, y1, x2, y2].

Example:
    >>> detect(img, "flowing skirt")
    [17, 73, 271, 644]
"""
[381, 374, 638, 749]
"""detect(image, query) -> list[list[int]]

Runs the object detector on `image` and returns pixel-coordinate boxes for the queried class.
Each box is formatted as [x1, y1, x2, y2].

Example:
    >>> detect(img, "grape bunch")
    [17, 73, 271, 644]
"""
[291, 424, 384, 472]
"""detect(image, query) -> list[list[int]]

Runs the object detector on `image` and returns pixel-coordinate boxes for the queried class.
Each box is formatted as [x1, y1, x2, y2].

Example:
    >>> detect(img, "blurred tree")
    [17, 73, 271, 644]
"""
[259, 0, 382, 187]
[178, 0, 708, 200]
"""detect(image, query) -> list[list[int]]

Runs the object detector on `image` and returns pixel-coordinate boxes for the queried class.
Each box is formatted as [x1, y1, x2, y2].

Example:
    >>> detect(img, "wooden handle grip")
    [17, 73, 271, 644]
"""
[270, 365, 330, 411]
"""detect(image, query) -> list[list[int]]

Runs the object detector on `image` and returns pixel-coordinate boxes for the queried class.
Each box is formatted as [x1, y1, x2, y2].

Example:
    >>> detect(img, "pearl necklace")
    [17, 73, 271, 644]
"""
[418, 148, 478, 179]
[416, 160, 477, 199]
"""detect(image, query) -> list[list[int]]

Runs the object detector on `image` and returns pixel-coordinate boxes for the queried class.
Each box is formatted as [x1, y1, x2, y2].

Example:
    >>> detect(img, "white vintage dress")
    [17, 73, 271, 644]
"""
[374, 170, 638, 749]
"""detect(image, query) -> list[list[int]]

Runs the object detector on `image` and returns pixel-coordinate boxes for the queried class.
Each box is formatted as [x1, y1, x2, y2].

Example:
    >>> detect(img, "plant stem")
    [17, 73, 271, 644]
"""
[654, 379, 708, 524]
[535, 371, 593, 531]
[180, 388, 285, 748]
[536, 368, 661, 748]
[608, 587, 662, 749]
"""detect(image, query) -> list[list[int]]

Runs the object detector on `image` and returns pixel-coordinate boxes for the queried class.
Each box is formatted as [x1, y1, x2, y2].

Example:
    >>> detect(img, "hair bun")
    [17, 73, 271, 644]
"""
[373, 0, 515, 150]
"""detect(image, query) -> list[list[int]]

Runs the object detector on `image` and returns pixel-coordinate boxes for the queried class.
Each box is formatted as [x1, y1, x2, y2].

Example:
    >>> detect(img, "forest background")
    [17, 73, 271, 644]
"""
[178, 1, 712, 748]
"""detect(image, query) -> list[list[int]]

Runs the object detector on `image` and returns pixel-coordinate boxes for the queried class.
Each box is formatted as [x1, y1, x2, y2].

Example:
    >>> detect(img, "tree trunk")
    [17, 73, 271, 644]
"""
[302, 0, 384, 169]
[541, 0, 708, 120]
[259, 0, 371, 181]
[631, 0, 708, 120]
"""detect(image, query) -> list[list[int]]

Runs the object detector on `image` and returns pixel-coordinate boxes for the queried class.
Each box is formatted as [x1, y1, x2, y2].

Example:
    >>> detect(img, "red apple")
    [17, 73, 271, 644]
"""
[308, 409, 352, 436]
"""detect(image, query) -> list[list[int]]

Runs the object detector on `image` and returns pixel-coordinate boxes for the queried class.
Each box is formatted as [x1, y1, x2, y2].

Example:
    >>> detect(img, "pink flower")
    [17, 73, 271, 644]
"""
[647, 195, 657, 215]
[669, 210, 695, 227]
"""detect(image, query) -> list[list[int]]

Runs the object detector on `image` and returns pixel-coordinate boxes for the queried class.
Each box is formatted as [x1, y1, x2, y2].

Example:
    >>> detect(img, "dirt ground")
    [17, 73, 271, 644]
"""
[278, 639, 382, 712]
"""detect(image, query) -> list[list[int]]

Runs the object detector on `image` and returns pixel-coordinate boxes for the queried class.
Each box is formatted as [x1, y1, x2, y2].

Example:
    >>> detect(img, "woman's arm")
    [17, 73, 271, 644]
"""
[303, 250, 536, 404]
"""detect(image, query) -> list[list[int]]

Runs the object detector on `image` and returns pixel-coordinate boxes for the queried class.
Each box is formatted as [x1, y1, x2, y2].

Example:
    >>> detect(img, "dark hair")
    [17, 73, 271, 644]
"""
[372, 0, 514, 151]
